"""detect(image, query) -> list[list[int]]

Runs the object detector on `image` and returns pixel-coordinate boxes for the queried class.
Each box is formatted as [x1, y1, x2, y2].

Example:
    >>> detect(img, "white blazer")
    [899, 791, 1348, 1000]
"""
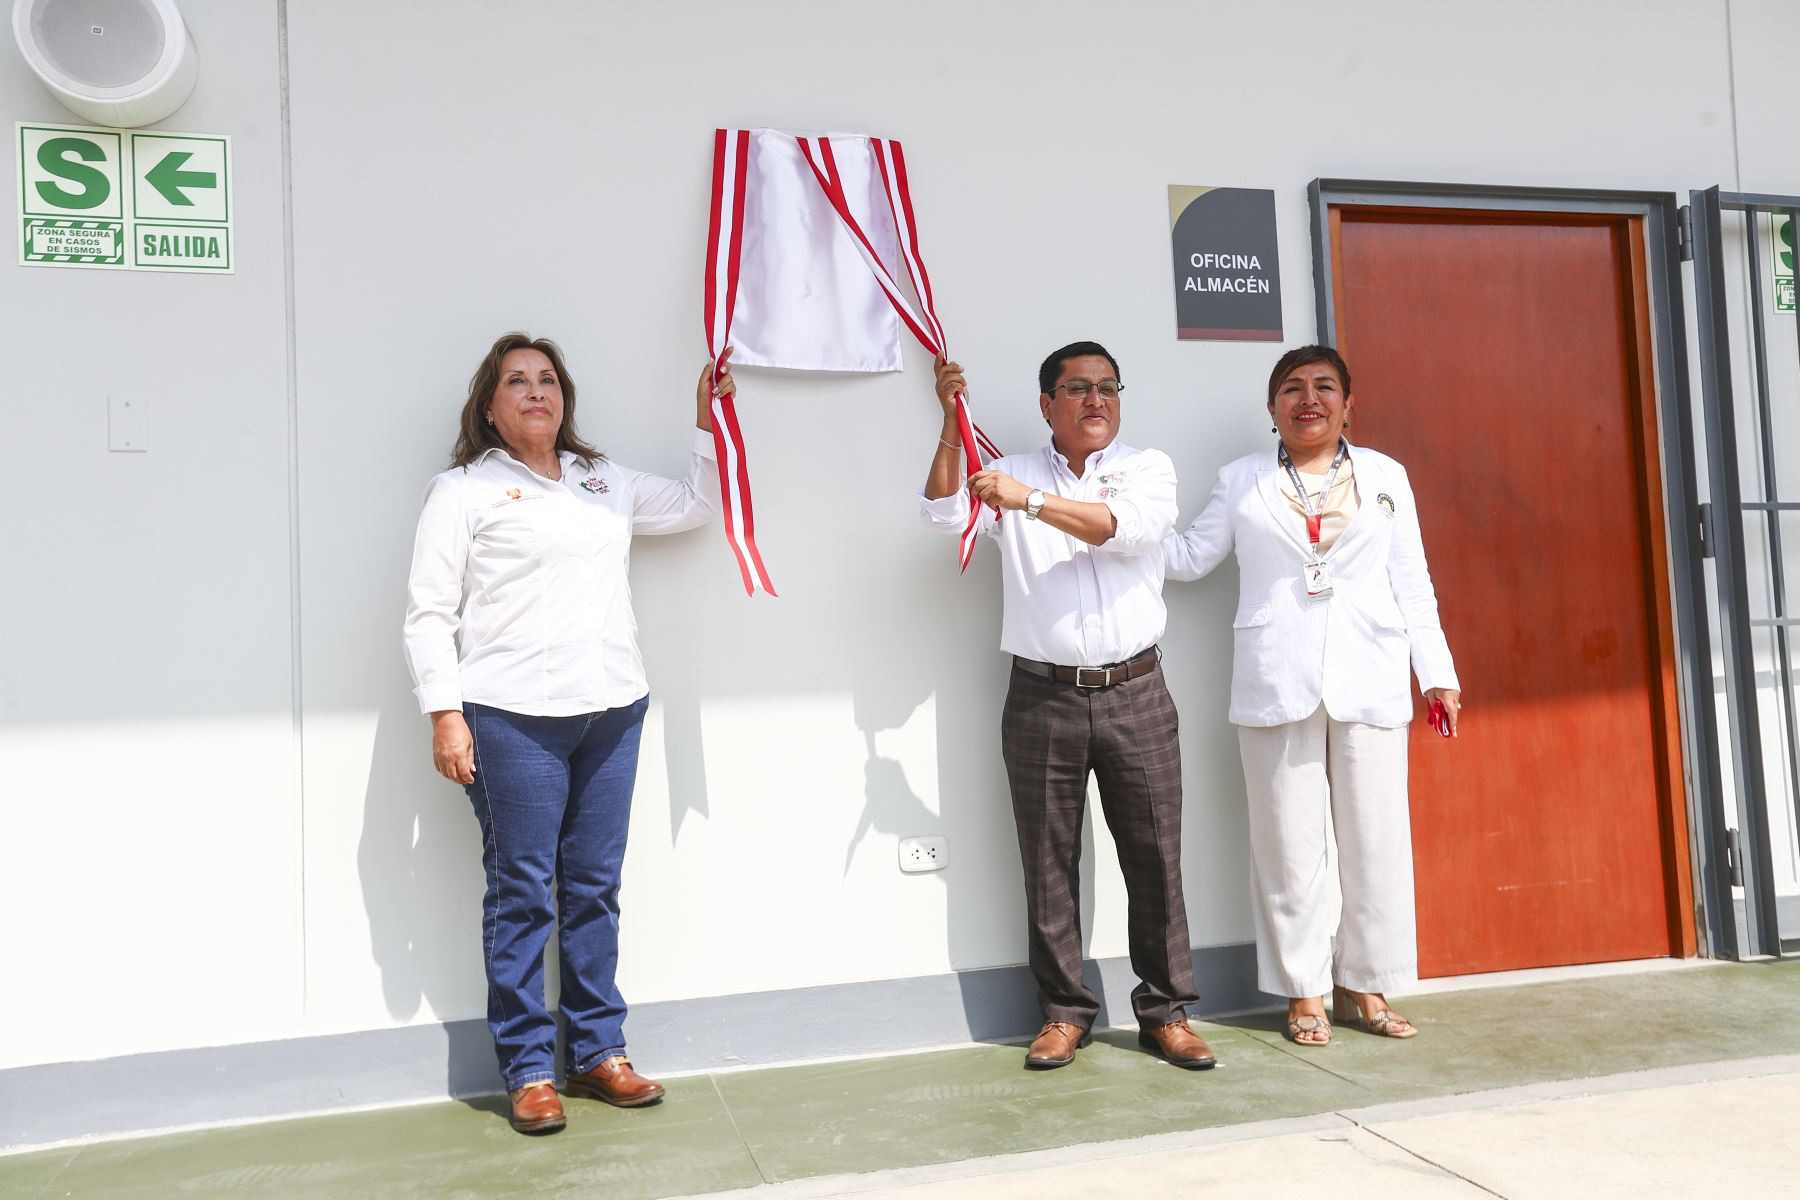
[1164, 444, 1458, 729]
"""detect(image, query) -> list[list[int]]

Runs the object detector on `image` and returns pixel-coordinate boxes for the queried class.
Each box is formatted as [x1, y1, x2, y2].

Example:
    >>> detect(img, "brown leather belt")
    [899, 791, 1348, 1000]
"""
[1013, 645, 1161, 689]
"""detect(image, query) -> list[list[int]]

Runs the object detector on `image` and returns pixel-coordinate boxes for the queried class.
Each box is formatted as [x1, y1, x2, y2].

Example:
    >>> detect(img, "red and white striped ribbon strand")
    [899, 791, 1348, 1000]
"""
[795, 137, 943, 351]
[869, 139, 1001, 567]
[874, 141, 1001, 462]
[796, 134, 1003, 571]
[705, 129, 777, 597]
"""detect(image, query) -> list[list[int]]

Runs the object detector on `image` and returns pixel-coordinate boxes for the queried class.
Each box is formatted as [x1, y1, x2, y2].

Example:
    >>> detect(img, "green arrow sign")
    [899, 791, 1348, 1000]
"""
[19, 122, 235, 274]
[144, 150, 216, 206]
[1775, 214, 1795, 314]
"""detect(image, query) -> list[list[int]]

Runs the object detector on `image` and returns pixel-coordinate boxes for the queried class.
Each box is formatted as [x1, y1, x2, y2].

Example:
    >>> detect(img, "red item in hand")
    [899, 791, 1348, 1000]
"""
[1427, 698, 1452, 738]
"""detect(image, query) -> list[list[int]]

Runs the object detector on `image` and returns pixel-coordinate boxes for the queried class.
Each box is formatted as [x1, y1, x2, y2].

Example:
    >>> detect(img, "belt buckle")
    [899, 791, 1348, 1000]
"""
[1074, 665, 1113, 689]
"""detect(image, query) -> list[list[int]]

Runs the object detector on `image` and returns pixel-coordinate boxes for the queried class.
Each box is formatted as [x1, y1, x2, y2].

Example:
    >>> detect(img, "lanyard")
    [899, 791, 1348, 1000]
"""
[1278, 438, 1347, 552]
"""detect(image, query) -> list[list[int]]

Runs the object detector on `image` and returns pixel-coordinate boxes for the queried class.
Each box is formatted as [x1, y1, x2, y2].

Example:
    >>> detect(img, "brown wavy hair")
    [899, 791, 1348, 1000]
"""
[451, 332, 603, 468]
[1266, 344, 1352, 405]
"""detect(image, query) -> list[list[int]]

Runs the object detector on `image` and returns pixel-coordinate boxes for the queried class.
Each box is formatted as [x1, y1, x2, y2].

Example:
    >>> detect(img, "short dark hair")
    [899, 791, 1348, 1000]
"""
[451, 332, 603, 468]
[1038, 340, 1121, 395]
[1266, 344, 1352, 405]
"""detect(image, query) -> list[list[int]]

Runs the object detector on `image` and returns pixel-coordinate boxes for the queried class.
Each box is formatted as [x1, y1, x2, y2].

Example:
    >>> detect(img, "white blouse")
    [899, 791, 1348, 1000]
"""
[403, 430, 718, 717]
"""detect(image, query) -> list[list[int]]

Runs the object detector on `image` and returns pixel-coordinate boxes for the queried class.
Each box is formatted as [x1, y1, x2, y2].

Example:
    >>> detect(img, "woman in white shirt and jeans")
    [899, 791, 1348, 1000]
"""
[403, 332, 727, 1134]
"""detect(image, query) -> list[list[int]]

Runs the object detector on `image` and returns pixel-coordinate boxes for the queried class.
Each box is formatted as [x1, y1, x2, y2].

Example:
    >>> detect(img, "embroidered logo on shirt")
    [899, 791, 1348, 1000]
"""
[580, 475, 609, 494]
[1377, 492, 1396, 516]
[1097, 470, 1127, 500]
[491, 487, 543, 509]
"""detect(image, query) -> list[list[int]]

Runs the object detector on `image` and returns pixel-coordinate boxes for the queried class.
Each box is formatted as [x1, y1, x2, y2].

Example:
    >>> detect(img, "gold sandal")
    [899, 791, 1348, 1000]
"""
[1333, 986, 1417, 1039]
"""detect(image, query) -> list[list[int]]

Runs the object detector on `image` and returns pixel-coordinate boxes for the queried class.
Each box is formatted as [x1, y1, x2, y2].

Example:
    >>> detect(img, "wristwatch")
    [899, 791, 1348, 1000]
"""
[1025, 489, 1047, 520]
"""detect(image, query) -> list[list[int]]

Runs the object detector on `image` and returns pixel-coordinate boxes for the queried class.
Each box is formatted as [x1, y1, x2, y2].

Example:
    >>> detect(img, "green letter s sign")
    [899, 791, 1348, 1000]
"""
[35, 137, 110, 210]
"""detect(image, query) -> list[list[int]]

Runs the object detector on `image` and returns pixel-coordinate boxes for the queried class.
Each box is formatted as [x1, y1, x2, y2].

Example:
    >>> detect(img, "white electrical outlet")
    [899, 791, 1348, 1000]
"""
[899, 836, 948, 874]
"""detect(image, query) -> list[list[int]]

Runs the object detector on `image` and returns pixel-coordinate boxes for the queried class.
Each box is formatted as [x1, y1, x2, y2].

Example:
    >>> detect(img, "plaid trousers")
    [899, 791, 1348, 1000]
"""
[1000, 658, 1198, 1030]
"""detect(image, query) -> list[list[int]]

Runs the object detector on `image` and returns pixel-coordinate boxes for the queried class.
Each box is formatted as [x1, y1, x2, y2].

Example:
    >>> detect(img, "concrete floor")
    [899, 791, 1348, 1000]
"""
[745, 1062, 1800, 1199]
[4, 959, 1798, 1199]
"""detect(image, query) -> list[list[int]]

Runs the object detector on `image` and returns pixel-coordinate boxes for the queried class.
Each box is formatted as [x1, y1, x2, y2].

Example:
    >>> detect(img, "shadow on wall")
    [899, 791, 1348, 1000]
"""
[356, 540, 1045, 1086]
[356, 705, 493, 1093]
[653, 538, 1052, 1041]
[660, 686, 709, 843]
[838, 558, 1108, 1040]
[355, 450, 1136, 1079]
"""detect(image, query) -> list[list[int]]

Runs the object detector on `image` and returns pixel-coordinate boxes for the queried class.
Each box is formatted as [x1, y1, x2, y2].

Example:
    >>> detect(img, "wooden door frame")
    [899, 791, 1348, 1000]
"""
[1307, 180, 1717, 959]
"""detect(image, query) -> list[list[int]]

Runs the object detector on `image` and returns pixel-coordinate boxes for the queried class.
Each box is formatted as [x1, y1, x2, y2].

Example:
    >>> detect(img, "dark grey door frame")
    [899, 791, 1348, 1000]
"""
[1306, 179, 1728, 958]
[1688, 186, 1800, 959]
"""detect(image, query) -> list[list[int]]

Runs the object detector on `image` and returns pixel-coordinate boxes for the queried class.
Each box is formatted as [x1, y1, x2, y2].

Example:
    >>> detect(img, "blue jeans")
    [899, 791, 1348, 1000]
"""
[463, 696, 648, 1090]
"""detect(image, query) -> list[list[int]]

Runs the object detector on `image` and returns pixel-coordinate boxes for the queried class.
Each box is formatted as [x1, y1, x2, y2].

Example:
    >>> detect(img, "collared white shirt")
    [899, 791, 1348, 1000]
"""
[404, 431, 718, 717]
[920, 439, 1176, 666]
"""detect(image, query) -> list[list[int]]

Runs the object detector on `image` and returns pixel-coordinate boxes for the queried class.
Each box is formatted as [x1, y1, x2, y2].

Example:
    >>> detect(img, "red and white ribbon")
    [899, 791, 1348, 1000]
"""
[704, 129, 777, 596]
[705, 128, 1001, 589]
[794, 134, 1002, 572]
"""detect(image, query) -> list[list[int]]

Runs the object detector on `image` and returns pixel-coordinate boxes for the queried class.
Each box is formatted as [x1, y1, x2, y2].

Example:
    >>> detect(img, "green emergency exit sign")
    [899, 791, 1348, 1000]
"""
[1774, 213, 1794, 314]
[16, 122, 233, 273]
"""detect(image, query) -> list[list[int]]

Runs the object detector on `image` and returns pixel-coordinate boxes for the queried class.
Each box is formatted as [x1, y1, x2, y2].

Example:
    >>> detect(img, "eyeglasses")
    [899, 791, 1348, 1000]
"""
[1050, 380, 1123, 400]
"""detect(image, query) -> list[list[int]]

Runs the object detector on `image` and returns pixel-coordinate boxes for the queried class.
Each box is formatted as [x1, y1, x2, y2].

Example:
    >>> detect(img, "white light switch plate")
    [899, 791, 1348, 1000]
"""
[109, 396, 147, 452]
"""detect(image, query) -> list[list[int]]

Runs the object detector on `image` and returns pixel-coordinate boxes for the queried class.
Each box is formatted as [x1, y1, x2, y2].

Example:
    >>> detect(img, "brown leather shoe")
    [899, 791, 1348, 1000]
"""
[507, 1082, 566, 1134]
[1138, 1020, 1218, 1070]
[564, 1055, 666, 1107]
[1024, 1020, 1090, 1069]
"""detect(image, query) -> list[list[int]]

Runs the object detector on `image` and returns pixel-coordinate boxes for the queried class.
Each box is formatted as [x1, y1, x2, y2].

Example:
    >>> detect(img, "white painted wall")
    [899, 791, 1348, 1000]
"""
[0, 2, 298, 1069]
[3, 0, 1789, 1070]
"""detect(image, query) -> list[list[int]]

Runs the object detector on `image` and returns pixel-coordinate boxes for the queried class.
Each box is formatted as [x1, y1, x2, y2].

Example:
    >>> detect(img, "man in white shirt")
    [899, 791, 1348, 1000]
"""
[920, 342, 1214, 1072]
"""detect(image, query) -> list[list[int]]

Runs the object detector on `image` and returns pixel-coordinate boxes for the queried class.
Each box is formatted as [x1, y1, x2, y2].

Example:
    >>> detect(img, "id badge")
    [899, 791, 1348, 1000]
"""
[1303, 558, 1334, 600]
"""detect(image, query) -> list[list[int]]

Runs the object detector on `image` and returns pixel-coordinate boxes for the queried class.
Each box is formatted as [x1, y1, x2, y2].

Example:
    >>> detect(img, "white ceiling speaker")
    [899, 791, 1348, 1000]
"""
[12, 0, 197, 128]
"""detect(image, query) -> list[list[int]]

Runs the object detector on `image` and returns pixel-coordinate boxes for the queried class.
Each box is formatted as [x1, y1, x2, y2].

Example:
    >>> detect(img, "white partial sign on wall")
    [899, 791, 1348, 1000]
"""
[16, 122, 232, 272]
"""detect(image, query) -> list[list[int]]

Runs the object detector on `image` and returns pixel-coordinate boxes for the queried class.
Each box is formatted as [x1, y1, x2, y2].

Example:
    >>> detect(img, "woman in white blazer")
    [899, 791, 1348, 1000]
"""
[1164, 345, 1460, 1045]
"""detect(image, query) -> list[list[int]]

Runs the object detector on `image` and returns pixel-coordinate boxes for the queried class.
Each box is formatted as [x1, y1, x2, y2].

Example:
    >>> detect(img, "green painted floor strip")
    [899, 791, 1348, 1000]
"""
[5, 961, 1798, 1200]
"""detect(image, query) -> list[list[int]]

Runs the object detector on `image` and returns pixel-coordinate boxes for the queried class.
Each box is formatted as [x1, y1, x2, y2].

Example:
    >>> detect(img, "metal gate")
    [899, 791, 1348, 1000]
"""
[1689, 187, 1800, 959]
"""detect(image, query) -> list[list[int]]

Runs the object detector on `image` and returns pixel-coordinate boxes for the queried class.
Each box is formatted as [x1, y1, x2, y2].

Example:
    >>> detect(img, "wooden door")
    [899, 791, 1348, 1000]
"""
[1329, 208, 1694, 975]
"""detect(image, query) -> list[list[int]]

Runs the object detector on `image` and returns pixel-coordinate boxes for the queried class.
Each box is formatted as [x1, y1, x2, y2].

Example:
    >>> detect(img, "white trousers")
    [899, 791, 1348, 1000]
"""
[1237, 705, 1417, 999]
